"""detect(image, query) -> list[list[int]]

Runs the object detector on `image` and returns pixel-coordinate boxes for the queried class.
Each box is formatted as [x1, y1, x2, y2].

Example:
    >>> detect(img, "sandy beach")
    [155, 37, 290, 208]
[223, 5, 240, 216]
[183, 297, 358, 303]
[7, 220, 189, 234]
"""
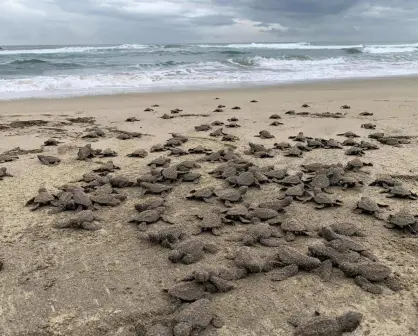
[1, 77, 418, 336]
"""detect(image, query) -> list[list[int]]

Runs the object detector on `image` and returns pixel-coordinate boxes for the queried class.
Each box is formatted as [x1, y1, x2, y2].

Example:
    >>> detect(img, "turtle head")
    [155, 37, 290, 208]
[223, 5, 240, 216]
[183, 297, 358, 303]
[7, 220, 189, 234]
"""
[238, 186, 249, 195]
[337, 311, 363, 332]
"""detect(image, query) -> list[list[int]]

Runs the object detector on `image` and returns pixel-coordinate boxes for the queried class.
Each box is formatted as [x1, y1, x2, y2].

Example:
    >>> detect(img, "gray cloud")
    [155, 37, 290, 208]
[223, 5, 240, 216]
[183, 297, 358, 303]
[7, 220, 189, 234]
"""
[0, 0, 418, 45]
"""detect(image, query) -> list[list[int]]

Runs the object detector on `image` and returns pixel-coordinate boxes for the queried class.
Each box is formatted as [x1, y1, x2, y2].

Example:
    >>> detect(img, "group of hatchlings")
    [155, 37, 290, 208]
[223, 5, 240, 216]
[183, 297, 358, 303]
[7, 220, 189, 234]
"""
[2, 102, 417, 336]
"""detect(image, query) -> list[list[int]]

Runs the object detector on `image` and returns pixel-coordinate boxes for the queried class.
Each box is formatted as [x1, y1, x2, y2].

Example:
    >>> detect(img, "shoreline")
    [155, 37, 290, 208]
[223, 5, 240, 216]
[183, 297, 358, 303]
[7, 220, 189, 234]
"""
[2, 74, 418, 104]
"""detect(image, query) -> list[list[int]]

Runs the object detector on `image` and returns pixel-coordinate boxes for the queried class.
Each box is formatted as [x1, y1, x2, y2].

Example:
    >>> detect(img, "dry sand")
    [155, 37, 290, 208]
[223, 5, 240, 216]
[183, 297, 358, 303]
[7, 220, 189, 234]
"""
[1, 77, 418, 335]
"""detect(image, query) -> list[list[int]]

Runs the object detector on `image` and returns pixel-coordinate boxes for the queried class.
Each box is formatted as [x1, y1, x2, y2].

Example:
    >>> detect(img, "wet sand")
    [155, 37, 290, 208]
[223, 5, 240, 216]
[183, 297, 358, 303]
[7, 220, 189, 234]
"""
[1, 77, 418, 335]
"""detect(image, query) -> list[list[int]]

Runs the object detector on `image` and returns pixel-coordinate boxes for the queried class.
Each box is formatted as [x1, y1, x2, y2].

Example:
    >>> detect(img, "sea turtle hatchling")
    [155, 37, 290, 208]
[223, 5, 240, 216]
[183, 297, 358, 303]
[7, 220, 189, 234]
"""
[135, 196, 165, 212]
[129, 207, 166, 230]
[213, 108, 223, 112]
[150, 144, 166, 152]
[126, 149, 148, 158]
[195, 211, 225, 236]
[361, 123, 376, 129]
[169, 147, 188, 156]
[241, 223, 283, 247]
[282, 184, 311, 201]
[195, 124, 212, 132]
[292, 311, 363, 336]
[255, 130, 274, 139]
[44, 138, 62, 146]
[284, 147, 303, 157]
[0, 167, 13, 180]
[140, 182, 172, 195]
[274, 142, 291, 150]
[147, 156, 171, 168]
[360, 111, 373, 116]
[54, 210, 102, 231]
[93, 161, 120, 174]
[280, 218, 310, 241]
[342, 138, 359, 147]
[359, 141, 379, 150]
[337, 131, 360, 138]
[214, 186, 248, 206]
[225, 122, 241, 128]
[381, 185, 418, 200]
[188, 145, 212, 154]
[279, 173, 303, 186]
[354, 197, 387, 217]
[221, 204, 251, 224]
[269, 114, 281, 119]
[345, 158, 373, 171]
[211, 120, 224, 126]
[289, 132, 310, 142]
[368, 132, 384, 139]
[386, 209, 418, 233]
[369, 174, 402, 188]
[306, 191, 343, 209]
[186, 187, 215, 203]
[225, 171, 261, 188]
[344, 146, 365, 156]
[168, 239, 217, 265]
[26, 187, 57, 210]
[338, 176, 364, 189]
[323, 138, 342, 149]
[270, 121, 284, 126]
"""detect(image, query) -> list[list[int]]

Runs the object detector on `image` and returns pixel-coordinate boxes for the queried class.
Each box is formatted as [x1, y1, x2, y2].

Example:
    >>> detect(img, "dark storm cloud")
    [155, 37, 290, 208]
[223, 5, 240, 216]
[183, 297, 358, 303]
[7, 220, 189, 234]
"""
[0, 0, 418, 44]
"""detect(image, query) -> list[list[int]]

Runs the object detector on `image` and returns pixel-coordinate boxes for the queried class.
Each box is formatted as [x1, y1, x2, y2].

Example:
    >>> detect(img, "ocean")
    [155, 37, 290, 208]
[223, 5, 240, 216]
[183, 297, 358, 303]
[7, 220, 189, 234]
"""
[1, 42, 418, 99]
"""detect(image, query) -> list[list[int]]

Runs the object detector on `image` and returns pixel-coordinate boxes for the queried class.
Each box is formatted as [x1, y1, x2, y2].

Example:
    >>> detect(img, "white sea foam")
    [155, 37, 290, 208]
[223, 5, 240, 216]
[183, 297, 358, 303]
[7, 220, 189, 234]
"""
[0, 44, 150, 55]
[363, 43, 418, 54]
[198, 42, 364, 50]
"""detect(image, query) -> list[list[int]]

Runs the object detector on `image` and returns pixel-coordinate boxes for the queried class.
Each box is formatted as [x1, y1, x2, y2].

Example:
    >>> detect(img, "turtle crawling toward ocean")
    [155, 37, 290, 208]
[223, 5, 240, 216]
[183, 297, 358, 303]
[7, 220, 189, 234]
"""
[195, 124, 212, 132]
[147, 156, 171, 168]
[54, 210, 101, 231]
[195, 211, 225, 236]
[269, 114, 281, 119]
[135, 196, 165, 213]
[345, 146, 365, 156]
[289, 132, 310, 142]
[360, 111, 373, 116]
[255, 130, 274, 139]
[126, 149, 148, 158]
[129, 207, 166, 230]
[354, 196, 387, 218]
[168, 239, 217, 264]
[270, 121, 284, 126]
[281, 218, 311, 242]
[44, 138, 62, 146]
[26, 188, 57, 211]
[140, 182, 172, 195]
[186, 187, 215, 203]
[291, 311, 362, 336]
[381, 185, 418, 200]
[214, 186, 248, 206]
[337, 131, 360, 138]
[369, 174, 401, 188]
[345, 158, 373, 171]
[386, 209, 418, 233]
[241, 223, 283, 247]
[284, 147, 303, 157]
[361, 123, 376, 129]
[340, 104, 351, 109]
[0, 167, 13, 180]
[338, 176, 364, 189]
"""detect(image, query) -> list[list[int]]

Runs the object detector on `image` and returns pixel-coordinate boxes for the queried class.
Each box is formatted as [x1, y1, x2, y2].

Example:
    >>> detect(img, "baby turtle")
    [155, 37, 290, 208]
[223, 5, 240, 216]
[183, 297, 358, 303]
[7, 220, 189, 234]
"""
[140, 182, 172, 195]
[269, 114, 281, 119]
[217, 104, 225, 108]
[0, 167, 13, 180]
[369, 174, 401, 188]
[292, 311, 362, 336]
[361, 123, 376, 129]
[144, 107, 154, 112]
[301, 103, 310, 108]
[169, 148, 188, 156]
[284, 147, 303, 157]
[281, 218, 310, 241]
[344, 146, 365, 156]
[345, 158, 373, 171]
[381, 185, 418, 200]
[227, 117, 239, 122]
[54, 210, 101, 231]
[150, 144, 166, 152]
[209, 128, 225, 137]
[289, 132, 310, 142]
[339, 262, 391, 281]
[226, 171, 260, 188]
[231, 106, 241, 110]
[225, 122, 241, 128]
[211, 120, 224, 126]
[250, 99, 258, 103]
[135, 196, 165, 212]
[126, 149, 148, 158]
[221, 204, 251, 224]
[168, 239, 216, 265]
[277, 245, 321, 270]
[270, 121, 283, 126]
[129, 207, 165, 230]
[340, 104, 351, 109]
[93, 161, 120, 174]
[354, 197, 387, 217]
[99, 148, 117, 157]
[306, 174, 332, 193]
[274, 142, 291, 150]
[148, 156, 171, 168]
[386, 209, 418, 233]
[342, 138, 359, 147]
[368, 132, 384, 139]
[195, 212, 225, 236]
[338, 176, 364, 189]
[360, 111, 373, 116]
[285, 110, 296, 115]
[186, 187, 215, 203]
[377, 137, 404, 147]
[337, 131, 360, 138]
[255, 130, 274, 139]
[323, 138, 342, 149]
[77, 144, 97, 160]
[307, 191, 343, 209]
[161, 113, 174, 119]
[360, 141, 379, 150]
[173, 298, 222, 335]
[221, 134, 239, 142]
[241, 223, 282, 247]
[259, 196, 293, 212]
[147, 227, 187, 248]
[171, 108, 183, 113]
[125, 117, 139, 122]
[214, 186, 248, 206]
[195, 124, 212, 132]
[26, 188, 57, 210]
[151, 104, 159, 107]
[44, 138, 62, 146]
[188, 145, 212, 154]
[213, 108, 223, 112]
[280, 173, 303, 186]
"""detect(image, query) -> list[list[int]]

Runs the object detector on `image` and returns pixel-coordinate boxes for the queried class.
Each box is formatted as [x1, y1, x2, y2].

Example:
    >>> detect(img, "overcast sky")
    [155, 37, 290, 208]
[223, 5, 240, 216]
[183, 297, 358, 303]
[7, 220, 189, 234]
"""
[1, 0, 418, 45]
